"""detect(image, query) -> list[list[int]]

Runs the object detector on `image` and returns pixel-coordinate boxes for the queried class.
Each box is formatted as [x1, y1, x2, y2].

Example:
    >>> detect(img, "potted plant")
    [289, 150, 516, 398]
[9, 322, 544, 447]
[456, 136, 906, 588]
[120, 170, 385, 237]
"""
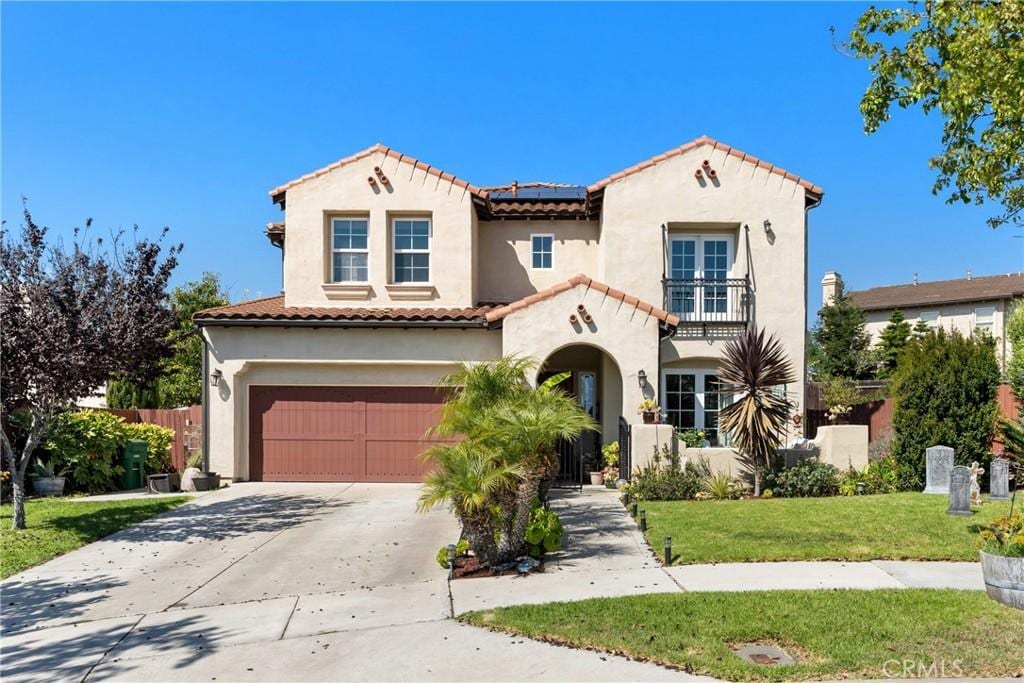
[587, 449, 604, 486]
[977, 512, 1023, 609]
[677, 428, 706, 449]
[602, 441, 620, 487]
[821, 376, 866, 425]
[30, 458, 69, 497]
[637, 398, 659, 424]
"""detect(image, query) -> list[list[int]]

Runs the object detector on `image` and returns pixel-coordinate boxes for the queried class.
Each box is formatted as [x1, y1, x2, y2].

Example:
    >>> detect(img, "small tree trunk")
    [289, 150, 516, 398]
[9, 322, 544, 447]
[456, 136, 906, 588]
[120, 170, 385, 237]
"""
[462, 514, 499, 567]
[10, 473, 26, 529]
[753, 467, 762, 497]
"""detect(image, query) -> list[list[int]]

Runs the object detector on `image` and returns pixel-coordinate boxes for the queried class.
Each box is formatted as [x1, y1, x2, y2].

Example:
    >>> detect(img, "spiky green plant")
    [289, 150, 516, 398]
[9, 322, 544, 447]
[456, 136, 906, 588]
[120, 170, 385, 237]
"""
[717, 326, 797, 496]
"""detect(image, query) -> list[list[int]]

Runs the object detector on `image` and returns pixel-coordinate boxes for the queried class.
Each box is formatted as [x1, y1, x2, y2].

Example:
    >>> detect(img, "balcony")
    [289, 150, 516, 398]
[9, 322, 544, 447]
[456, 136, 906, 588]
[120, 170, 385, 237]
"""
[663, 277, 751, 336]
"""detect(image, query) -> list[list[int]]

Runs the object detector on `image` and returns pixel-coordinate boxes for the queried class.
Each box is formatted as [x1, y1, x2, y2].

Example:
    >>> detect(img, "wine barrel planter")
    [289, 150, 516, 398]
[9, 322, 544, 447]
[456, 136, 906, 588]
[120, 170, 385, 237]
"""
[32, 476, 66, 497]
[980, 551, 1024, 610]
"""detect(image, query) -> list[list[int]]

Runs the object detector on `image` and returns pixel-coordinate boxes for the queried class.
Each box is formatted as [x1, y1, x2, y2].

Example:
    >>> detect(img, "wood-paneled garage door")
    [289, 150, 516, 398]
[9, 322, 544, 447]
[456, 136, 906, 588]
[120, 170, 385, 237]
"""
[248, 386, 451, 482]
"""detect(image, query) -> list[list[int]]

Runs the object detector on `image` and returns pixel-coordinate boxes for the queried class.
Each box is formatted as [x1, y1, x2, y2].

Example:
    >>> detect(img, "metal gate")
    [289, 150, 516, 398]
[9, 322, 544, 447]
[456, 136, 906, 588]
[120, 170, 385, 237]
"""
[552, 437, 583, 491]
[618, 416, 632, 481]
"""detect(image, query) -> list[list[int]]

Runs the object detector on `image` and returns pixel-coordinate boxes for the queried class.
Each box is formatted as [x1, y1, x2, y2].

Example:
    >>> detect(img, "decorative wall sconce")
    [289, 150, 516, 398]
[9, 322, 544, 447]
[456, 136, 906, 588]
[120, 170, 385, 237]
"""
[763, 219, 772, 234]
[209, 368, 223, 387]
[637, 368, 647, 389]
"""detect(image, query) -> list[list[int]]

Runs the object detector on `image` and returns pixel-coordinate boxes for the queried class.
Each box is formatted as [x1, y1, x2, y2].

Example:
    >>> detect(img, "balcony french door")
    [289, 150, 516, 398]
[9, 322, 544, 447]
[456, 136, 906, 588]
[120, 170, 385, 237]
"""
[667, 236, 732, 320]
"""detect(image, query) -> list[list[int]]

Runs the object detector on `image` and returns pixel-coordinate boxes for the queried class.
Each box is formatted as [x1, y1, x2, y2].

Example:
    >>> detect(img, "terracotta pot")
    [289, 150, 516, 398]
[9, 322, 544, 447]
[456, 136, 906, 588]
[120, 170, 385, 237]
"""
[642, 411, 657, 424]
[589, 471, 604, 486]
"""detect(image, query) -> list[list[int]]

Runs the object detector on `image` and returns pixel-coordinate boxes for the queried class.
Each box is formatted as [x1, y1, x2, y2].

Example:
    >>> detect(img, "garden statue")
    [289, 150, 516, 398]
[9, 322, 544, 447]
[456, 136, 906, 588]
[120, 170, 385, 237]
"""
[969, 461, 985, 506]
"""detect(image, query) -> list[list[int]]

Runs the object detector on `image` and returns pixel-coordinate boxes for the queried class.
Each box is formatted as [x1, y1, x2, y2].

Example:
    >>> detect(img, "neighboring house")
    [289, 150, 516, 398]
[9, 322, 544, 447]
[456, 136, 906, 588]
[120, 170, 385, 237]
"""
[196, 136, 823, 483]
[824, 271, 1024, 369]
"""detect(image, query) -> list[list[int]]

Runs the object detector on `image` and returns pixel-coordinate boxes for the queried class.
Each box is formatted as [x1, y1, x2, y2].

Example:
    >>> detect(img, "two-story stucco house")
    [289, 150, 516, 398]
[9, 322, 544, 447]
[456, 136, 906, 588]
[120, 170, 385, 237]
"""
[196, 136, 823, 483]
[823, 271, 1024, 370]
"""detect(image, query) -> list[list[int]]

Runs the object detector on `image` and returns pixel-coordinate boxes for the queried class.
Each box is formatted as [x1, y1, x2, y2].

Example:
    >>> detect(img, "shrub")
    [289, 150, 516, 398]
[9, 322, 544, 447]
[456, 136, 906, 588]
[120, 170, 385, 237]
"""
[45, 410, 127, 493]
[524, 505, 563, 557]
[677, 429, 706, 448]
[766, 459, 840, 497]
[696, 471, 743, 500]
[630, 444, 709, 501]
[977, 513, 1024, 558]
[838, 456, 901, 496]
[890, 329, 999, 489]
[123, 422, 175, 473]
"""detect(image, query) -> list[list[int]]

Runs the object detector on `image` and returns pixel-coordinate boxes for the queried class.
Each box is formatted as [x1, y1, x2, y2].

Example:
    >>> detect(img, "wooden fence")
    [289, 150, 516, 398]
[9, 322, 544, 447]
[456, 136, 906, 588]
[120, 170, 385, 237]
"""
[806, 382, 1019, 451]
[99, 406, 202, 471]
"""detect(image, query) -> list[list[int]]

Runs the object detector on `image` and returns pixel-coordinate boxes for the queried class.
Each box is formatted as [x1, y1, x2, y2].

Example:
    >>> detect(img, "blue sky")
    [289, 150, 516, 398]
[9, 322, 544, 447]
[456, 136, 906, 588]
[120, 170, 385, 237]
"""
[3, 2, 1022, 315]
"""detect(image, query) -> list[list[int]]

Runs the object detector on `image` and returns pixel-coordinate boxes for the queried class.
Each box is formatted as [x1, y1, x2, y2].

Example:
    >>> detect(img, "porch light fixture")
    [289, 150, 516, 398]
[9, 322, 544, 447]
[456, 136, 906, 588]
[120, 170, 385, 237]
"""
[637, 369, 647, 389]
[763, 219, 772, 234]
[209, 368, 223, 387]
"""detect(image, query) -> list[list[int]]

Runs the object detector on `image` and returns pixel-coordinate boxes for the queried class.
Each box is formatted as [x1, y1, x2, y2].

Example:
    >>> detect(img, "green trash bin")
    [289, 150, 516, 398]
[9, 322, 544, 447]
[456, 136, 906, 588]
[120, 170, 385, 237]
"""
[120, 439, 148, 490]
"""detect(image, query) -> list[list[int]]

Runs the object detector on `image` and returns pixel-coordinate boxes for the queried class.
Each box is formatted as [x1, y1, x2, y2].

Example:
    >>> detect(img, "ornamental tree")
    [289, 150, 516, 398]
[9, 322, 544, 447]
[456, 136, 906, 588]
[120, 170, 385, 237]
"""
[842, 1, 1024, 228]
[1006, 303, 1024, 402]
[877, 310, 913, 378]
[0, 209, 180, 529]
[812, 282, 873, 379]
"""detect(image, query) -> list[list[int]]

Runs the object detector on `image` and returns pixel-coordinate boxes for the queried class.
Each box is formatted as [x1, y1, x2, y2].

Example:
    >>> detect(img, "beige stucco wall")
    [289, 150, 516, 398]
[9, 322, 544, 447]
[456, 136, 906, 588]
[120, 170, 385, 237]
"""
[864, 298, 1015, 369]
[598, 145, 809, 422]
[203, 326, 502, 480]
[499, 282, 662, 435]
[476, 220, 600, 303]
[281, 149, 477, 308]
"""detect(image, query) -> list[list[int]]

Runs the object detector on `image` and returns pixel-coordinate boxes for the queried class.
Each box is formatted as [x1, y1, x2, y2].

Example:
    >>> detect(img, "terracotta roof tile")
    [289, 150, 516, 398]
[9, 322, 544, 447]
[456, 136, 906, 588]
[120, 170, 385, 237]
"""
[587, 135, 824, 198]
[849, 273, 1024, 311]
[195, 295, 492, 326]
[485, 274, 680, 327]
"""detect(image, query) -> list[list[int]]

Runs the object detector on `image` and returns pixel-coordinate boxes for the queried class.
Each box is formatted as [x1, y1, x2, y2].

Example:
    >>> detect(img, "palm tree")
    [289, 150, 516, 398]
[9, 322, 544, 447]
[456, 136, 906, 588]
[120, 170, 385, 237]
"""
[718, 326, 797, 496]
[419, 357, 596, 566]
[417, 441, 521, 566]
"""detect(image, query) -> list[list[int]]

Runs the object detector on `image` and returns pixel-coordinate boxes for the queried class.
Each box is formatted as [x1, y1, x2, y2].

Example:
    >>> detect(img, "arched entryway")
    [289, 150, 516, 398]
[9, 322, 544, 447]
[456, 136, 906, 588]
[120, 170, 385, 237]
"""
[538, 343, 624, 484]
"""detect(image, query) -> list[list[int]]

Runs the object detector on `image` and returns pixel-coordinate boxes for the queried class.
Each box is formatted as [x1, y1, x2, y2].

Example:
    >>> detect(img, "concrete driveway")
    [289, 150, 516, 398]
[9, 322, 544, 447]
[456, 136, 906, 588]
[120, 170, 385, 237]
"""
[1, 483, 699, 682]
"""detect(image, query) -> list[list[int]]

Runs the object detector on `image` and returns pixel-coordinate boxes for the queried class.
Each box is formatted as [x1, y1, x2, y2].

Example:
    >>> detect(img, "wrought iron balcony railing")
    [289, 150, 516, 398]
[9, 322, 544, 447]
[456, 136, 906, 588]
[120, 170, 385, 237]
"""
[663, 277, 751, 326]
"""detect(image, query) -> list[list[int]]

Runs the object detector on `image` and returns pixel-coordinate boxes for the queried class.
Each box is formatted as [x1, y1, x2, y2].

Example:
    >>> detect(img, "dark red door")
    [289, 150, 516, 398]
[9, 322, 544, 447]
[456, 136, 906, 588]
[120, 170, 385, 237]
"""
[248, 386, 449, 482]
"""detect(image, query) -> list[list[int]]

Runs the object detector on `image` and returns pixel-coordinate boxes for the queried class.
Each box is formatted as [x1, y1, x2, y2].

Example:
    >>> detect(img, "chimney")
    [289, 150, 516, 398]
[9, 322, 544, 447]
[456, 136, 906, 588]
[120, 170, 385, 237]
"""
[821, 272, 843, 306]
[510, 180, 518, 198]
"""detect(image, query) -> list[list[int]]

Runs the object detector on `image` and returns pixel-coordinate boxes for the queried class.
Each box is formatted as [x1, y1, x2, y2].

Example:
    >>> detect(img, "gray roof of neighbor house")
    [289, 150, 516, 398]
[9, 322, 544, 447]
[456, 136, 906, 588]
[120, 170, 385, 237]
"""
[849, 273, 1024, 311]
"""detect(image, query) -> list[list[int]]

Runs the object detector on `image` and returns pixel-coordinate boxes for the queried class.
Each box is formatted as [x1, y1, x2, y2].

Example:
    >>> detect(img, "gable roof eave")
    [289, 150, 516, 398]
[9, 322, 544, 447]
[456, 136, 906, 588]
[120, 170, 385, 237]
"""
[485, 274, 681, 328]
[268, 144, 488, 207]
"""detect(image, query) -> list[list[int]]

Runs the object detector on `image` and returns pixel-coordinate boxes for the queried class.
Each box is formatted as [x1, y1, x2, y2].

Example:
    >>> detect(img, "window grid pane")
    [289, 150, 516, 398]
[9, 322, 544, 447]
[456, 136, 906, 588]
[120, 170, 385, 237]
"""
[331, 219, 369, 282]
[531, 235, 553, 269]
[393, 219, 430, 283]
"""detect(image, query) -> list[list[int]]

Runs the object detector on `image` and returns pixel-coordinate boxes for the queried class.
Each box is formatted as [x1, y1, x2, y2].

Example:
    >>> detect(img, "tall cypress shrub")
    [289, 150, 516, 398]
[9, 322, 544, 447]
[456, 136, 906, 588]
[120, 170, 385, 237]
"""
[890, 329, 999, 489]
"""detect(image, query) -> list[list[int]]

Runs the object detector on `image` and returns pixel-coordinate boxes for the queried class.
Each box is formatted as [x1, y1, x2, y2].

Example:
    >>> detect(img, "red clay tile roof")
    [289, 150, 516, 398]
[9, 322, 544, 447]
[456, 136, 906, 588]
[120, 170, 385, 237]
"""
[269, 144, 486, 205]
[486, 200, 590, 219]
[485, 274, 680, 327]
[587, 135, 824, 199]
[849, 273, 1024, 311]
[195, 295, 493, 326]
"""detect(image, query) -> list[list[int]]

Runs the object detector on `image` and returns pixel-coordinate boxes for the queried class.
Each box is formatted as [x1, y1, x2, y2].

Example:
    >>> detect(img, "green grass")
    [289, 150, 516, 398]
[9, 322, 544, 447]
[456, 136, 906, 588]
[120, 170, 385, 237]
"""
[640, 493, 1011, 564]
[1, 496, 189, 578]
[464, 590, 1024, 681]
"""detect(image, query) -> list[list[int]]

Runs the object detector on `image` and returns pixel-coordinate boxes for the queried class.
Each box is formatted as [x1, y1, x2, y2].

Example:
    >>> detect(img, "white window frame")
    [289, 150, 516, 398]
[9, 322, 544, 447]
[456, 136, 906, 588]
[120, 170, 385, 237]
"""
[974, 306, 995, 333]
[330, 217, 369, 283]
[660, 369, 732, 447]
[919, 310, 940, 327]
[666, 234, 734, 319]
[391, 217, 432, 284]
[530, 233, 554, 270]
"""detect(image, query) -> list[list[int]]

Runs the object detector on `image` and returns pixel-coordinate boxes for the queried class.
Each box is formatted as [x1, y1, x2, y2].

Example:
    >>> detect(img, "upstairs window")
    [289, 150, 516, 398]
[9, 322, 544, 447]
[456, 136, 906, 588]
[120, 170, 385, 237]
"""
[331, 218, 369, 282]
[531, 234, 553, 270]
[919, 310, 939, 327]
[667, 235, 732, 318]
[975, 306, 995, 334]
[392, 218, 431, 283]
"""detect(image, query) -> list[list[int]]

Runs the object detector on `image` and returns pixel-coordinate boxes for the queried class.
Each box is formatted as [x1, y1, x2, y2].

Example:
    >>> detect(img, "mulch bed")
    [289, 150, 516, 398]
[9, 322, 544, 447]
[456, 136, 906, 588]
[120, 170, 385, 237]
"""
[451, 555, 545, 579]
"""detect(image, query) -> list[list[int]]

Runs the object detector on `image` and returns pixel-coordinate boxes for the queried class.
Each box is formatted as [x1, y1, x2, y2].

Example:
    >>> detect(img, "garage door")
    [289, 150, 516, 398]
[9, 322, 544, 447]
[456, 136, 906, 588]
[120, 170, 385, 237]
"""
[248, 386, 452, 482]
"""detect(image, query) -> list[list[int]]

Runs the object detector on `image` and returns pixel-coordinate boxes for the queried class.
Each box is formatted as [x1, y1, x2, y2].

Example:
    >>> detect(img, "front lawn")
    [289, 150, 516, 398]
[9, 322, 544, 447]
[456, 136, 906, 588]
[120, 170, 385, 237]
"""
[640, 492, 1010, 564]
[1, 496, 189, 578]
[464, 590, 1024, 681]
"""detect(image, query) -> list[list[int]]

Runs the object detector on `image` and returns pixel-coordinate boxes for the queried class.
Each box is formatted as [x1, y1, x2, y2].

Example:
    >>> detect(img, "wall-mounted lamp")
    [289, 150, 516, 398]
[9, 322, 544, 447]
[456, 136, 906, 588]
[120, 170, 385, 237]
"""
[763, 219, 772, 234]
[209, 368, 223, 387]
[637, 369, 647, 389]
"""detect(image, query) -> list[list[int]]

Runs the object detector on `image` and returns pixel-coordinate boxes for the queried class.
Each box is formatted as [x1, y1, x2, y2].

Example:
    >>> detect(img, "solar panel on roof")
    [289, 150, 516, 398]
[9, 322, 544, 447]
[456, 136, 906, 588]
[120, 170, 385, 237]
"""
[490, 185, 587, 201]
